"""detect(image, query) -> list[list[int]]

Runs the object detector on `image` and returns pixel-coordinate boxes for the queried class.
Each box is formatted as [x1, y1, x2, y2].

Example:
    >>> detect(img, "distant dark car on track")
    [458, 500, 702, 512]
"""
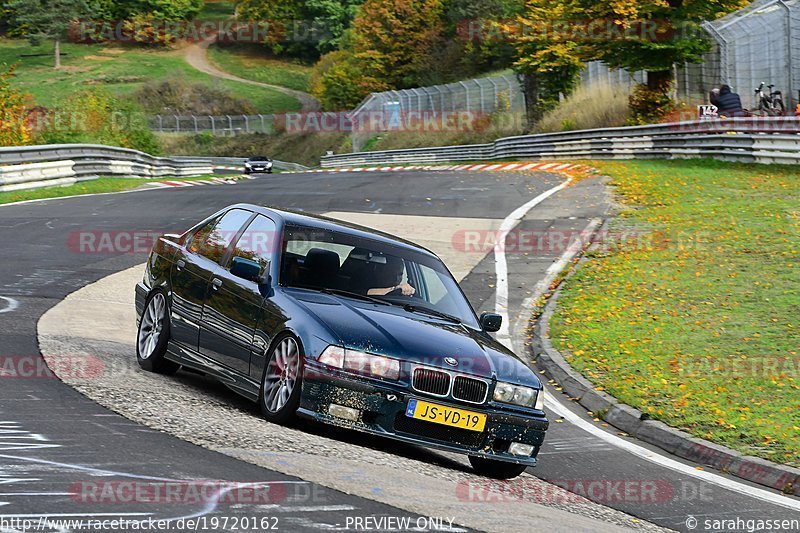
[135, 205, 548, 479]
[244, 156, 273, 174]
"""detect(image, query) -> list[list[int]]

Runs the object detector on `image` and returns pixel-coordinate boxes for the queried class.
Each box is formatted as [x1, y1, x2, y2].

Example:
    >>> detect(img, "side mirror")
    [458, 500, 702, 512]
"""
[231, 257, 267, 283]
[480, 312, 502, 332]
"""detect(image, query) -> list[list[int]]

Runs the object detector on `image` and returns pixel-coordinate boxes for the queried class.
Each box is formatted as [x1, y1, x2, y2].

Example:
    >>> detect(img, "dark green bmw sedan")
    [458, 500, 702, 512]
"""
[135, 204, 548, 479]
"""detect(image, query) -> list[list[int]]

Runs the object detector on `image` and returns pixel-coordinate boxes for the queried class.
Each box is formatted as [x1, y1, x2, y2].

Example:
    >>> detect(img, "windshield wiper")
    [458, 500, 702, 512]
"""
[316, 287, 391, 306]
[402, 303, 462, 324]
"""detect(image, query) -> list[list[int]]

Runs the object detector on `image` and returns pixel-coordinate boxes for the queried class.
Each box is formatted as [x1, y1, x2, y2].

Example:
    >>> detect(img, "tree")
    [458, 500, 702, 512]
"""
[0, 65, 31, 146]
[5, 0, 92, 68]
[504, 0, 747, 125]
[310, 49, 387, 109]
[499, 0, 582, 129]
[351, 0, 445, 88]
[562, 0, 748, 91]
[236, 0, 363, 59]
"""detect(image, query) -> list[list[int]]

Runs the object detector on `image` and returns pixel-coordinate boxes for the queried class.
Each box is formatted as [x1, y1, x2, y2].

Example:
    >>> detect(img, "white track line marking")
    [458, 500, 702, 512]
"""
[0, 297, 19, 314]
[492, 187, 800, 513]
[494, 179, 574, 345]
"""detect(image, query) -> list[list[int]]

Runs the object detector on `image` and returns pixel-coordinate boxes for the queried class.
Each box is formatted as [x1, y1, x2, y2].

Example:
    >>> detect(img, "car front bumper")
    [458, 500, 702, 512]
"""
[300, 361, 548, 466]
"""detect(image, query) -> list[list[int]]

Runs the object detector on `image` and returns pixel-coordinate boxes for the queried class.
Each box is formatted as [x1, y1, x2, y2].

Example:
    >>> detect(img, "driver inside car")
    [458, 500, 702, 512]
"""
[366, 255, 416, 296]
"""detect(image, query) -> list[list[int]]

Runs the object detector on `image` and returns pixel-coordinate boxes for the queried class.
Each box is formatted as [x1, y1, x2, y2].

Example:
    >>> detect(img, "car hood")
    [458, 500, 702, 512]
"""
[289, 290, 540, 387]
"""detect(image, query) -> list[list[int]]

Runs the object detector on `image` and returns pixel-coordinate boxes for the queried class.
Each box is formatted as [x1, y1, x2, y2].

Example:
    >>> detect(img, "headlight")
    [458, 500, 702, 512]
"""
[493, 382, 542, 409]
[244, 162, 252, 168]
[319, 346, 400, 380]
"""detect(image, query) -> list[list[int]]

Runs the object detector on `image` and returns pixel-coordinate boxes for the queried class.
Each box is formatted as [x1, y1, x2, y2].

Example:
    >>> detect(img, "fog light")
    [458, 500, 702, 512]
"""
[508, 442, 535, 456]
[328, 404, 360, 422]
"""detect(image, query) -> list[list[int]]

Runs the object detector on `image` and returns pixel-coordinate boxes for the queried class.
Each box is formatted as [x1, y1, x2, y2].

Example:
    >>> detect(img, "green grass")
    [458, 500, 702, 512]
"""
[197, 0, 235, 19]
[0, 39, 300, 112]
[0, 175, 217, 205]
[549, 159, 800, 467]
[207, 43, 312, 92]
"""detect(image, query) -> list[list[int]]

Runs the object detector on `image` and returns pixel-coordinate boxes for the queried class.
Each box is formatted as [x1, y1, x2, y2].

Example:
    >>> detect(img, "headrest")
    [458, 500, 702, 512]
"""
[305, 248, 340, 273]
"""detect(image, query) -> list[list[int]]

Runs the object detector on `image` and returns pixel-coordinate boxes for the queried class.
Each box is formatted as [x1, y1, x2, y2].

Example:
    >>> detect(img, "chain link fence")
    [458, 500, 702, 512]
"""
[149, 114, 276, 135]
[348, 73, 525, 151]
[581, 0, 800, 111]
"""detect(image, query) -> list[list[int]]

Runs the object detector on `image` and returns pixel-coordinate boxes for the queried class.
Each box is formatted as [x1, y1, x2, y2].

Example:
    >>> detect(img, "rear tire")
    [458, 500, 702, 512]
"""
[468, 456, 528, 479]
[260, 334, 303, 424]
[136, 290, 180, 375]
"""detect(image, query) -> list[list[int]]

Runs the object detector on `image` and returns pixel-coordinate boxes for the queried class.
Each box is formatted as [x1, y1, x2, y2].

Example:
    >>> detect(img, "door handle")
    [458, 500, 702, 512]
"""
[211, 278, 223, 290]
[176, 259, 186, 271]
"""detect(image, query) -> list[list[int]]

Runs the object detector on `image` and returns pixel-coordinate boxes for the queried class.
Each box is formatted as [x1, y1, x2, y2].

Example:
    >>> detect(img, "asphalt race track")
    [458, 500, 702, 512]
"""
[1, 169, 798, 532]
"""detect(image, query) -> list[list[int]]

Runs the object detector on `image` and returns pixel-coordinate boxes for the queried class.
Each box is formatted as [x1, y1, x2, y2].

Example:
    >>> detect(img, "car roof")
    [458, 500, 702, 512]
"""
[229, 204, 439, 259]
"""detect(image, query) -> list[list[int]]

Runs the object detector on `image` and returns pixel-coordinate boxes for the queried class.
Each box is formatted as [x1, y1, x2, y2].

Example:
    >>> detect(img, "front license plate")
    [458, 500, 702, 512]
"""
[405, 399, 487, 432]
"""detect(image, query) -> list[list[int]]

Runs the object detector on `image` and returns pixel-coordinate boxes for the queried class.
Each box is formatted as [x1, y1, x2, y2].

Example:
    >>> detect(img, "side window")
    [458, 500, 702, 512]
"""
[188, 209, 252, 265]
[187, 216, 220, 255]
[230, 215, 277, 274]
[419, 264, 449, 306]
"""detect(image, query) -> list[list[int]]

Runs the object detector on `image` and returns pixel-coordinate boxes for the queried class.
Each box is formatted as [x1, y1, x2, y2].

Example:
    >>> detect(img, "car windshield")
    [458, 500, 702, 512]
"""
[280, 224, 479, 328]
[248, 157, 270, 162]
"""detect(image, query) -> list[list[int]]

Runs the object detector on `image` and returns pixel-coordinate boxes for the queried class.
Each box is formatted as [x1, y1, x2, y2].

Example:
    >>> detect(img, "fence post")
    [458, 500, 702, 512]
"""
[488, 77, 499, 108]
[243, 115, 249, 133]
[459, 81, 470, 110]
[174, 115, 180, 133]
[475, 79, 485, 113]
[157, 115, 163, 133]
[192, 115, 198, 134]
[259, 114, 265, 133]
[778, 0, 795, 110]
[226, 115, 233, 135]
[209, 116, 215, 135]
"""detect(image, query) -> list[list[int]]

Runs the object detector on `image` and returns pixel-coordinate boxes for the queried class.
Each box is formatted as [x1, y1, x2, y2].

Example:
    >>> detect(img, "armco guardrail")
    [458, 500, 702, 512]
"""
[0, 144, 213, 193]
[320, 117, 800, 167]
[172, 156, 310, 172]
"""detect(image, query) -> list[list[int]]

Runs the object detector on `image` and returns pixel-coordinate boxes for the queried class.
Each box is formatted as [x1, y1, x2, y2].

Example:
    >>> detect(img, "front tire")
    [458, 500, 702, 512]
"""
[260, 334, 303, 423]
[136, 291, 180, 375]
[468, 456, 528, 479]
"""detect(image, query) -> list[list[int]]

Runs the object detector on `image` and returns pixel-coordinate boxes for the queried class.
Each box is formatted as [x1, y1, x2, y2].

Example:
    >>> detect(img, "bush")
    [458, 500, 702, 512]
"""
[34, 87, 161, 154]
[133, 77, 257, 116]
[0, 65, 31, 146]
[159, 131, 351, 167]
[628, 83, 675, 125]
[535, 83, 631, 133]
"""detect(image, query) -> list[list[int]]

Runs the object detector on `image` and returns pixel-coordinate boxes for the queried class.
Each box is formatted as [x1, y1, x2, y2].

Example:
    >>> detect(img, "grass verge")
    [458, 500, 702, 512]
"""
[549, 159, 800, 467]
[207, 43, 312, 92]
[159, 131, 349, 167]
[0, 175, 217, 205]
[0, 39, 300, 112]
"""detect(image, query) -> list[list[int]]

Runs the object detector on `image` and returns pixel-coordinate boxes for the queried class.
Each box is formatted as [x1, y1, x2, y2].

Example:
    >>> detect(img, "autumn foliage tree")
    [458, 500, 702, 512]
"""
[351, 0, 445, 88]
[505, 0, 748, 126]
[0, 65, 31, 146]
